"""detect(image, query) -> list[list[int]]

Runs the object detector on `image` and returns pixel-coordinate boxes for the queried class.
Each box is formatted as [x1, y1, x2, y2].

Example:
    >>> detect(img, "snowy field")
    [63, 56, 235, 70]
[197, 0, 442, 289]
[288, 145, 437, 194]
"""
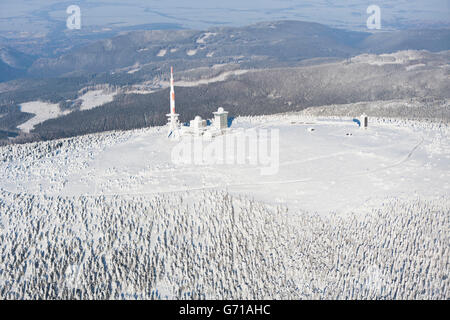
[16, 87, 118, 133]
[3, 115, 449, 214]
[0, 115, 449, 299]
[17, 101, 70, 133]
[78, 88, 117, 111]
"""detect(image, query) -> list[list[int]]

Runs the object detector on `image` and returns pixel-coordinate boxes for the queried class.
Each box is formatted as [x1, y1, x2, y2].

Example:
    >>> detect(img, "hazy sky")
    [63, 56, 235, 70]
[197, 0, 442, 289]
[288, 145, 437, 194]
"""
[1, 0, 449, 35]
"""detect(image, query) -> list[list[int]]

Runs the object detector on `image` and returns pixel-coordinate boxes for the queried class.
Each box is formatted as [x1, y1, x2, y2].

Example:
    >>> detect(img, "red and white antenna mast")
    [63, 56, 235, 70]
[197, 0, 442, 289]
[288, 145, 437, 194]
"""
[170, 66, 176, 114]
[167, 66, 180, 139]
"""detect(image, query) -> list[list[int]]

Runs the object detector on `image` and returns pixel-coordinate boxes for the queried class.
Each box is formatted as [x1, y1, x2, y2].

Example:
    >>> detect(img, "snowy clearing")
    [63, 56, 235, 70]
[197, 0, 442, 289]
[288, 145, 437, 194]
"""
[167, 70, 249, 88]
[16, 89, 119, 133]
[127, 68, 140, 74]
[186, 49, 197, 56]
[196, 32, 217, 44]
[79, 89, 117, 111]
[350, 50, 438, 68]
[156, 49, 167, 57]
[18, 101, 70, 133]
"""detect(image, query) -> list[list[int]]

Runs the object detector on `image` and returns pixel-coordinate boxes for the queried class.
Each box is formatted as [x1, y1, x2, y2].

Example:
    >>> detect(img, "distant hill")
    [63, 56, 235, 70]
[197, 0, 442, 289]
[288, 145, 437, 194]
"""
[1, 20, 449, 144]
[0, 46, 36, 82]
[27, 21, 450, 78]
[359, 29, 450, 53]
[14, 50, 449, 143]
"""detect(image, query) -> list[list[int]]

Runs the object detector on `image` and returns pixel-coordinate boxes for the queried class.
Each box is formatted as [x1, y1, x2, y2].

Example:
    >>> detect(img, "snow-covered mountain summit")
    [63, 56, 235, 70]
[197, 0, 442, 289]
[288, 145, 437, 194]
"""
[0, 114, 448, 299]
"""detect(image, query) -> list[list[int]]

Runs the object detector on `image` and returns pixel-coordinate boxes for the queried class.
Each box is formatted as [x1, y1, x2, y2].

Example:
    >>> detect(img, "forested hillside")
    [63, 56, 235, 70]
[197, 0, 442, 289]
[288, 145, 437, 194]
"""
[0, 188, 447, 299]
[22, 51, 450, 142]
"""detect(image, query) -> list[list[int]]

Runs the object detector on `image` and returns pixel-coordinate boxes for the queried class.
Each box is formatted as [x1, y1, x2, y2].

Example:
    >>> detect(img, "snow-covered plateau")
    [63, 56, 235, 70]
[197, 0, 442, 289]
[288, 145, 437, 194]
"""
[0, 114, 448, 299]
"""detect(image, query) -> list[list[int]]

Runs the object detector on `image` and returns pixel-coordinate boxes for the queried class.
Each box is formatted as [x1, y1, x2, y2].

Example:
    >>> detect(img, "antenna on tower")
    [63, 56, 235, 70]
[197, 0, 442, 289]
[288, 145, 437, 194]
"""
[167, 66, 180, 139]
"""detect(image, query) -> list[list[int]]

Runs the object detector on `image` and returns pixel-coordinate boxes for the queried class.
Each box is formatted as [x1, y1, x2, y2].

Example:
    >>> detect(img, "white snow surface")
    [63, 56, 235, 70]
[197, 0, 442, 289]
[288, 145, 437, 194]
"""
[5, 115, 449, 214]
[186, 49, 197, 56]
[127, 67, 141, 74]
[1, 115, 449, 299]
[17, 88, 119, 132]
[18, 101, 70, 133]
[79, 89, 117, 111]
[350, 50, 437, 69]
[196, 32, 217, 44]
[156, 49, 167, 57]
[165, 70, 249, 88]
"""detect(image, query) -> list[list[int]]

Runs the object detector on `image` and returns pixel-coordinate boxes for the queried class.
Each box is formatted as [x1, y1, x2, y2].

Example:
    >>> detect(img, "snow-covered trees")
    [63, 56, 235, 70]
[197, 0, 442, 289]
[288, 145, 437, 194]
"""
[0, 189, 448, 300]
